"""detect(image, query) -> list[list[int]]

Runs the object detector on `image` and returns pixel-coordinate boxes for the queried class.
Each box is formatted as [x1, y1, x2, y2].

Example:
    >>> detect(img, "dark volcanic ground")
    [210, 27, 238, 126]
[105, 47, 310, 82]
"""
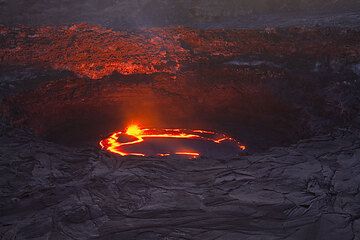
[1, 123, 360, 239]
[1, 25, 360, 239]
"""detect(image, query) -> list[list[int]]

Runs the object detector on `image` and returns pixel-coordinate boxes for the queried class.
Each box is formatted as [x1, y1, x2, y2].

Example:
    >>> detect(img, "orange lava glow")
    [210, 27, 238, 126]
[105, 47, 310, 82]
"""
[100, 124, 246, 158]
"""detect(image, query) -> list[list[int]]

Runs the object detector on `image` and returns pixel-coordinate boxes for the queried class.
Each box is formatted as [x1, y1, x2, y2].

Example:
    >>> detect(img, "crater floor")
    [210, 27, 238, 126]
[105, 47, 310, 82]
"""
[1, 122, 360, 239]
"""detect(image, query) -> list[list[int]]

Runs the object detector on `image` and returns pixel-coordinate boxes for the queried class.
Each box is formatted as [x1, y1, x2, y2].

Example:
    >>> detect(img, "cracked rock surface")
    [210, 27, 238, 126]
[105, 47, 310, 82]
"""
[0, 122, 360, 239]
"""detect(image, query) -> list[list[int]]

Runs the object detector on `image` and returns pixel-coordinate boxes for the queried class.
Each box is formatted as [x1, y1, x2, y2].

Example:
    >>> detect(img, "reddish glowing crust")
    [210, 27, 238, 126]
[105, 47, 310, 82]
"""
[100, 125, 246, 158]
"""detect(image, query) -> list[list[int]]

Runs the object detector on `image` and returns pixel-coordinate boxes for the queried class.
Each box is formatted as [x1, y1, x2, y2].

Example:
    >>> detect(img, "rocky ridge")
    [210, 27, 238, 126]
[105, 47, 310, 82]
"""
[1, 24, 360, 79]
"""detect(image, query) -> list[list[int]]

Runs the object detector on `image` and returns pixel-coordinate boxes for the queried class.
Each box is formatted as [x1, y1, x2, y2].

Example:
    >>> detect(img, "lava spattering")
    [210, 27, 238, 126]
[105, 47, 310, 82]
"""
[100, 124, 246, 158]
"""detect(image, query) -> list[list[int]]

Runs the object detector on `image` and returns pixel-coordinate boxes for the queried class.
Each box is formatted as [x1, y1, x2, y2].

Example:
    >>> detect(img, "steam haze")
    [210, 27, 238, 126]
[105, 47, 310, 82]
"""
[1, 0, 360, 28]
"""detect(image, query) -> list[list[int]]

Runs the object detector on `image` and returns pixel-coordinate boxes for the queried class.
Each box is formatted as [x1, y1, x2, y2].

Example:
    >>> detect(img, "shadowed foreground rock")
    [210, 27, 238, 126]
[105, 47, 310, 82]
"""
[0, 121, 360, 239]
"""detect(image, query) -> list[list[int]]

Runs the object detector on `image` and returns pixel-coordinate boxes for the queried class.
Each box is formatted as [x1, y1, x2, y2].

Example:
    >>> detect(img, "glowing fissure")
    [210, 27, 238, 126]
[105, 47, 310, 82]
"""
[100, 124, 246, 158]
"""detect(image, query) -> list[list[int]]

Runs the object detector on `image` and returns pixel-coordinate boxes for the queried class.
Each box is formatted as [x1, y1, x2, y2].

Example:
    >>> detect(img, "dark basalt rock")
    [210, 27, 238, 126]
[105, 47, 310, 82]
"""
[0, 121, 360, 239]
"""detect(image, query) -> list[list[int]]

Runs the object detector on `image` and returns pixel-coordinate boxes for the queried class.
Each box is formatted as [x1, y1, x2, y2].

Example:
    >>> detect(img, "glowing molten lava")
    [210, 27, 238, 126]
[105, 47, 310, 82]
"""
[100, 124, 246, 158]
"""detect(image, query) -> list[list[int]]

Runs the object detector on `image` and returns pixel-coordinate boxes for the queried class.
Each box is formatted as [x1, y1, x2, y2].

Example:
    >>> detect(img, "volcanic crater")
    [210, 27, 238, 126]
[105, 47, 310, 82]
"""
[2, 25, 359, 153]
[1, 23, 360, 239]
